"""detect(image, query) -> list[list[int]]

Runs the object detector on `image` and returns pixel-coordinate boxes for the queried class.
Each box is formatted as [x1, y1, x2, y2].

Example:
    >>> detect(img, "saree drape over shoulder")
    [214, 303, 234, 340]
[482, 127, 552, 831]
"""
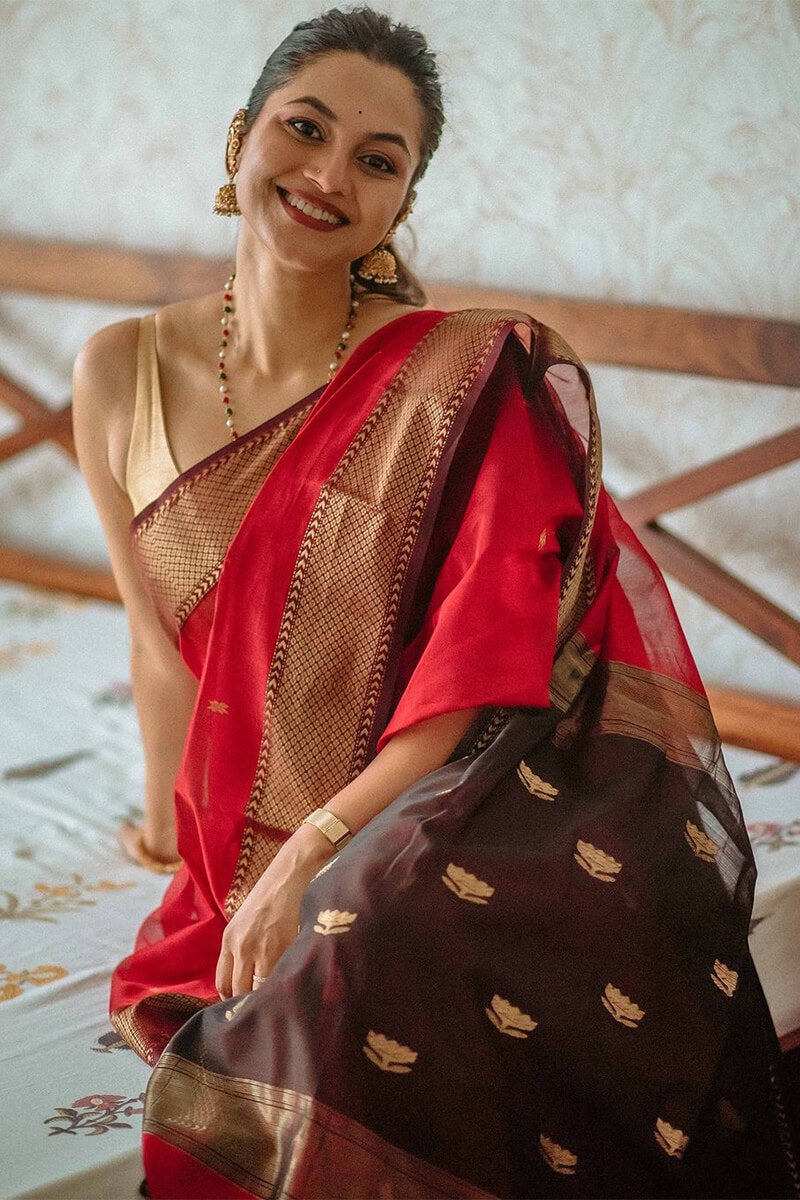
[110, 308, 798, 1199]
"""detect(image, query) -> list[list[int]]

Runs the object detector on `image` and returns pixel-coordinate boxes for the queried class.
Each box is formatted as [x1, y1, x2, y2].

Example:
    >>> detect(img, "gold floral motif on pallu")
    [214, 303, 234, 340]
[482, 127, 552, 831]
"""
[144, 1052, 492, 1199]
[441, 863, 495, 904]
[601, 983, 645, 1027]
[131, 402, 314, 634]
[226, 310, 602, 916]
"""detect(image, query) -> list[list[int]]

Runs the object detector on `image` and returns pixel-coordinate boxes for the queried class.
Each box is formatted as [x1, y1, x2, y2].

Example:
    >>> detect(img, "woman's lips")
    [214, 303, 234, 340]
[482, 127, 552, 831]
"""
[276, 186, 348, 233]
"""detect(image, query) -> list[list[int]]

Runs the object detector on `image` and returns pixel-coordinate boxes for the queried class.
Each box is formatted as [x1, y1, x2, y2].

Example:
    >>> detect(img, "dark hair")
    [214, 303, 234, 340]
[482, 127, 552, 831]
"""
[241, 6, 444, 306]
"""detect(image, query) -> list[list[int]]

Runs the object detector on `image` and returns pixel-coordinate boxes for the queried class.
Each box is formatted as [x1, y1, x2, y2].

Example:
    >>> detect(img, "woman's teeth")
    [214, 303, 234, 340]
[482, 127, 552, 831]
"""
[283, 190, 344, 225]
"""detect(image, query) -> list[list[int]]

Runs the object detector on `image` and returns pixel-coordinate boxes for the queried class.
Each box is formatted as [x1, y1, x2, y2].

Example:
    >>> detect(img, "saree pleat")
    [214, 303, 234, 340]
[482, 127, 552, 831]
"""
[109, 307, 797, 1197]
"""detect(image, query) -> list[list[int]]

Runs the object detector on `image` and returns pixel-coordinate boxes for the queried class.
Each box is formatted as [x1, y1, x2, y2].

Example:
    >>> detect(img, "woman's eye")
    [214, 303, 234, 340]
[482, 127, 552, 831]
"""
[287, 118, 322, 140]
[361, 154, 396, 174]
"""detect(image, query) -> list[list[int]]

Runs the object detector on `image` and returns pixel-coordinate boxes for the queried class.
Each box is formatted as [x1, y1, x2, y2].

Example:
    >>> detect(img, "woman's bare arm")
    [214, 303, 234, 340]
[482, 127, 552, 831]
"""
[287, 706, 481, 870]
[72, 320, 197, 862]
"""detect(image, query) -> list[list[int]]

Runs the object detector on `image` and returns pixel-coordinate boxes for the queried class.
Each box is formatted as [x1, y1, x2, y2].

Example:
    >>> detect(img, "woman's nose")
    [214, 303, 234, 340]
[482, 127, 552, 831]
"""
[304, 151, 351, 197]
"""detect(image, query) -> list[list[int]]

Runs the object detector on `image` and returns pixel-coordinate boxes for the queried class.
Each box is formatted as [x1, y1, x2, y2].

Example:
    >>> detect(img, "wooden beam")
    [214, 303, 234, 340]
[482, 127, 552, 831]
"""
[1, 237, 799, 386]
[0, 544, 119, 602]
[0, 407, 75, 464]
[706, 685, 800, 763]
[621, 426, 800, 525]
[427, 283, 800, 388]
[0, 237, 222, 310]
[619, 519, 800, 667]
[0, 369, 50, 421]
[0, 373, 76, 457]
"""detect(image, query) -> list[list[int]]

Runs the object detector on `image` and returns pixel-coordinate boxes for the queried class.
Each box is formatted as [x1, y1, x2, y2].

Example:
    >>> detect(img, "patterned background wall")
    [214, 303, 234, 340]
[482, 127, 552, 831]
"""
[0, 0, 798, 699]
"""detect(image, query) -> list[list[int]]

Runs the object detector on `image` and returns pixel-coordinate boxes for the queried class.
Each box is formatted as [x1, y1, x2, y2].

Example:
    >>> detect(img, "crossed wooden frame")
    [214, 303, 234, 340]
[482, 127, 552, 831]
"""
[1, 235, 799, 761]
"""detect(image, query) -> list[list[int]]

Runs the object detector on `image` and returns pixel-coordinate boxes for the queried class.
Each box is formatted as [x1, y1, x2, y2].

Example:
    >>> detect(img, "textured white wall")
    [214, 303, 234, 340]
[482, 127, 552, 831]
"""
[0, 0, 798, 699]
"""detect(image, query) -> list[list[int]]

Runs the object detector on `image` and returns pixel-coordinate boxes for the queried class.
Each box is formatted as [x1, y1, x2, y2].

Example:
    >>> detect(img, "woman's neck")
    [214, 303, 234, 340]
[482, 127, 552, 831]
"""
[230, 232, 354, 381]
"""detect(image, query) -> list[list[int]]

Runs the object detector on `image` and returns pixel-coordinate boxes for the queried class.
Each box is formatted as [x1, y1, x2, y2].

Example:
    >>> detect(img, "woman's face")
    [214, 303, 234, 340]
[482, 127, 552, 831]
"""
[235, 51, 423, 275]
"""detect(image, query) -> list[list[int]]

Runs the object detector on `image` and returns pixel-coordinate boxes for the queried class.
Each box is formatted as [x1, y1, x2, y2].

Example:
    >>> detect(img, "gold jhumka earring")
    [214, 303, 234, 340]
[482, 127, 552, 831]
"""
[356, 192, 416, 285]
[213, 108, 247, 216]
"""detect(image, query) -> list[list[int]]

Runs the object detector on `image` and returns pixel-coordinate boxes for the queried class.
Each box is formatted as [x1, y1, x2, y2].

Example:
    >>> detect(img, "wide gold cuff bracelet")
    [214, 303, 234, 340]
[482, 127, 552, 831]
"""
[302, 808, 353, 851]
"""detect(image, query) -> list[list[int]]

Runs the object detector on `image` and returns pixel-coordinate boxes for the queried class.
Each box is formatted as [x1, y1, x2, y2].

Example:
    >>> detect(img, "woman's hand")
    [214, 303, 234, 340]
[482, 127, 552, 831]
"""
[215, 823, 334, 1000]
[118, 819, 181, 873]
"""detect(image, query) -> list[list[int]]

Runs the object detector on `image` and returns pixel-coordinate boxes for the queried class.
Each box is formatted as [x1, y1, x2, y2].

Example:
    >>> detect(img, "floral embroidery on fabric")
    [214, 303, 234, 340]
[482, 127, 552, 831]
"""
[516, 760, 559, 800]
[44, 1093, 145, 1136]
[441, 863, 495, 903]
[207, 699, 229, 714]
[737, 760, 798, 790]
[362, 1031, 418, 1073]
[601, 983, 645, 1027]
[684, 819, 720, 862]
[313, 909, 358, 935]
[0, 875, 135, 924]
[654, 1118, 689, 1159]
[711, 959, 738, 997]
[3, 750, 93, 781]
[0, 962, 67, 1002]
[94, 680, 134, 706]
[539, 1135, 578, 1175]
[0, 639, 57, 672]
[485, 994, 538, 1037]
[0, 591, 86, 620]
[574, 840, 622, 882]
[746, 819, 800, 852]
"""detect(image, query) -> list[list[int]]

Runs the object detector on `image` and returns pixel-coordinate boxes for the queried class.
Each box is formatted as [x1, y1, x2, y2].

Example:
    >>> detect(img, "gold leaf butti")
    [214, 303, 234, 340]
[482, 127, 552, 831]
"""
[442, 863, 495, 904]
[654, 1118, 688, 1159]
[362, 1031, 418, 1073]
[711, 959, 738, 997]
[601, 984, 645, 1027]
[684, 820, 720, 862]
[539, 1135, 578, 1175]
[314, 909, 358, 935]
[574, 840, 622, 882]
[516, 760, 559, 801]
[486, 994, 538, 1038]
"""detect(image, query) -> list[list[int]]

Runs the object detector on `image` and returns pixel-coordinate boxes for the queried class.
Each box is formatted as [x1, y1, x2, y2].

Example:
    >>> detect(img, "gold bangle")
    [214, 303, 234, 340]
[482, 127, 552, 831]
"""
[131, 830, 183, 875]
[301, 808, 353, 851]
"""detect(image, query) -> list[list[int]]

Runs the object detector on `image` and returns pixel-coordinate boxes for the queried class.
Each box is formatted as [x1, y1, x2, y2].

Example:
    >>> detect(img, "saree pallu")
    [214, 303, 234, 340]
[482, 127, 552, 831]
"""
[109, 308, 798, 1198]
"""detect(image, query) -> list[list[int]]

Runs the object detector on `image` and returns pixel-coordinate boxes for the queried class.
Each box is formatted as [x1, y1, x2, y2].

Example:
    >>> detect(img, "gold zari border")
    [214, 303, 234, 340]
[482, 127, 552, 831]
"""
[144, 1051, 495, 1199]
[554, 657, 737, 807]
[131, 402, 313, 633]
[111, 993, 213, 1066]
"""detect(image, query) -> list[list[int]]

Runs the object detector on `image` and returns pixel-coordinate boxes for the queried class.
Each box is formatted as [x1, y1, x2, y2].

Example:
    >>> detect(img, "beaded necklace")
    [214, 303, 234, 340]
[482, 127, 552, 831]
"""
[217, 271, 360, 441]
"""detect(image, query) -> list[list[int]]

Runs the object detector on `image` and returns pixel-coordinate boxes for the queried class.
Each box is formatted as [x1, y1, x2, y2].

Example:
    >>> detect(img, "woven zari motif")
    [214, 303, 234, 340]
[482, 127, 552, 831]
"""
[131, 403, 314, 634]
[225, 309, 599, 916]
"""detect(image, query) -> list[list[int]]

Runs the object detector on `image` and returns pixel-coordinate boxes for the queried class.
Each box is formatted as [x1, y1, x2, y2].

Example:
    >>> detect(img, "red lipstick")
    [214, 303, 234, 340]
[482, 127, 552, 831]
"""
[277, 186, 348, 233]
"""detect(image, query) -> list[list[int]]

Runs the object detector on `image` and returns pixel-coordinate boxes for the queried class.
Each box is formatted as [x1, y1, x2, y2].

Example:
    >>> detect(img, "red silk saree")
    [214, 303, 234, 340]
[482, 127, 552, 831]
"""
[110, 308, 798, 1198]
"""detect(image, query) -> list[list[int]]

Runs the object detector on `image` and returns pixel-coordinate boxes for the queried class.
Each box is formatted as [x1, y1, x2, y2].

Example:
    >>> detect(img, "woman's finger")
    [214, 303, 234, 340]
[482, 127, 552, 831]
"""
[215, 947, 234, 1000]
[251, 965, 269, 991]
[231, 952, 259, 998]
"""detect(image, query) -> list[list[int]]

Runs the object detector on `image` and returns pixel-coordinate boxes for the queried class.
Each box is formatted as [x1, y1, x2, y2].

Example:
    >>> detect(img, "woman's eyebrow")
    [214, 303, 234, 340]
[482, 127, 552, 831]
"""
[286, 95, 412, 160]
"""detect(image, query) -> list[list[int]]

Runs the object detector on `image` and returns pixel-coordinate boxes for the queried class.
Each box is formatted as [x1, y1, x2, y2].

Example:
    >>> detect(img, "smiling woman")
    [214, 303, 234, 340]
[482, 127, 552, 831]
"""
[69, 5, 800, 1200]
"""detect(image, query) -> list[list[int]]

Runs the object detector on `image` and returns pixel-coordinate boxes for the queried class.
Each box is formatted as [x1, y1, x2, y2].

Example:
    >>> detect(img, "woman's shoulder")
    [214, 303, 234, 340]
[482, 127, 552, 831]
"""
[72, 316, 142, 437]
